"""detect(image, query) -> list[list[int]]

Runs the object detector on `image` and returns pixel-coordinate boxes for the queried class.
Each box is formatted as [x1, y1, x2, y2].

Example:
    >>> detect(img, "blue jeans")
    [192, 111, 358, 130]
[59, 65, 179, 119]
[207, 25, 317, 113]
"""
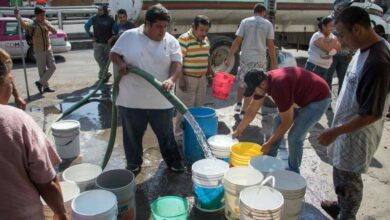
[305, 61, 329, 82]
[118, 106, 182, 167]
[326, 54, 349, 94]
[268, 97, 331, 173]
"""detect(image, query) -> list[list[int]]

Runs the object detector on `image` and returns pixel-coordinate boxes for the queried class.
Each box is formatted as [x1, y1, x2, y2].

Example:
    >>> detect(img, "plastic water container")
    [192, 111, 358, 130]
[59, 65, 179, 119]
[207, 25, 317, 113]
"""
[239, 177, 284, 220]
[62, 163, 102, 192]
[249, 155, 286, 176]
[269, 170, 307, 220]
[183, 107, 218, 165]
[211, 71, 235, 100]
[42, 181, 79, 219]
[72, 189, 118, 220]
[151, 196, 189, 220]
[207, 135, 238, 162]
[96, 169, 136, 220]
[230, 142, 262, 167]
[51, 120, 80, 159]
[223, 167, 264, 220]
[192, 159, 229, 212]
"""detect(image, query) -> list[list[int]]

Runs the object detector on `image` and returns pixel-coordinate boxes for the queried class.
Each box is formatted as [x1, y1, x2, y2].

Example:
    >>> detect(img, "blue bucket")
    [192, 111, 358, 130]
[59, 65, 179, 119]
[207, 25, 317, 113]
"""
[183, 107, 218, 165]
[193, 184, 224, 211]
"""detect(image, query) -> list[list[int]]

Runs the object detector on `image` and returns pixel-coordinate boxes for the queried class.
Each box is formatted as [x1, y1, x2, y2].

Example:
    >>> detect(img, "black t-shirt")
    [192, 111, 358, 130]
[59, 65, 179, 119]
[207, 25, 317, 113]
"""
[357, 39, 390, 117]
[92, 14, 115, 43]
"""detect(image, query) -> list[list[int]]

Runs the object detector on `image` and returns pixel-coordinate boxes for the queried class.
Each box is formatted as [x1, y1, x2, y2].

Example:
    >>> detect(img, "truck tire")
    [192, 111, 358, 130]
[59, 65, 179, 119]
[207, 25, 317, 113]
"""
[27, 47, 35, 62]
[210, 36, 239, 75]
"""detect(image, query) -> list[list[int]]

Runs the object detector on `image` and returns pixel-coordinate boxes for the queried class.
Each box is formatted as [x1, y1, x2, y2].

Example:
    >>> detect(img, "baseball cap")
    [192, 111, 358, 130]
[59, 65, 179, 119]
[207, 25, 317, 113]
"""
[243, 69, 268, 97]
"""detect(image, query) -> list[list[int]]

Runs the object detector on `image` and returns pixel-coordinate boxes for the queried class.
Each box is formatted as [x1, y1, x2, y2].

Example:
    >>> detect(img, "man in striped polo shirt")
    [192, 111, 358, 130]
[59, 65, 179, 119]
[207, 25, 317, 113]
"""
[175, 15, 213, 141]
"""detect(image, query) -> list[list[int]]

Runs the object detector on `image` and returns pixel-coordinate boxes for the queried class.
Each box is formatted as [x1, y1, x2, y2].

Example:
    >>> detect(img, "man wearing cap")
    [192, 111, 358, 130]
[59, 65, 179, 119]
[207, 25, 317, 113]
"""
[233, 67, 330, 173]
[85, 5, 115, 83]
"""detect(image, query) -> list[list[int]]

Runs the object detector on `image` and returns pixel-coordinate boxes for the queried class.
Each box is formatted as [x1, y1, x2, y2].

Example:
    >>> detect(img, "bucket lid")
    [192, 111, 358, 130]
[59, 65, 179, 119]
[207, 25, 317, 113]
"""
[240, 185, 284, 211]
[72, 189, 117, 216]
[268, 170, 306, 192]
[249, 155, 286, 173]
[51, 120, 80, 132]
[224, 167, 264, 187]
[192, 159, 229, 178]
[41, 181, 79, 205]
[63, 163, 102, 184]
[207, 135, 238, 150]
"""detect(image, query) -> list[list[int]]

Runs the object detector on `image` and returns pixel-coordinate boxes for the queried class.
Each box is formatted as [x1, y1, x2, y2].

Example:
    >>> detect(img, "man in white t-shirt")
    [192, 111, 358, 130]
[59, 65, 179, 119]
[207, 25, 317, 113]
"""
[225, 3, 277, 119]
[110, 4, 184, 174]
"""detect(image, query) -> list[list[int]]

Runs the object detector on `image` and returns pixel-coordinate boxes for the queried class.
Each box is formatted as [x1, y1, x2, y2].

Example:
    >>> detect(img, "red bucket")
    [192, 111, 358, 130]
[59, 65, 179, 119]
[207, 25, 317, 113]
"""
[211, 72, 235, 100]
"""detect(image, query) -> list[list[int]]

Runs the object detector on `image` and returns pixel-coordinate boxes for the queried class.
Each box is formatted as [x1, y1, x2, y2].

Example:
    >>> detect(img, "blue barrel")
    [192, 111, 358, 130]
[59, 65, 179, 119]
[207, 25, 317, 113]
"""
[183, 107, 218, 165]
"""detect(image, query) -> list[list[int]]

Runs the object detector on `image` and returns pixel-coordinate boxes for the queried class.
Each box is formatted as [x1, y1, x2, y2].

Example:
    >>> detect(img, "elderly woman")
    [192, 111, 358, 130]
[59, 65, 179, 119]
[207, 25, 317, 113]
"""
[0, 48, 67, 220]
[305, 17, 341, 81]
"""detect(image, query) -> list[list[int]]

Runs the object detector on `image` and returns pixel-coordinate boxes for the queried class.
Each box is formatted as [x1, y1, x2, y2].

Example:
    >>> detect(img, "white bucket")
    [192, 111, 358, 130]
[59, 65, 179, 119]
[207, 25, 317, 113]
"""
[42, 181, 80, 219]
[72, 189, 117, 220]
[249, 155, 286, 176]
[223, 167, 264, 220]
[192, 158, 230, 187]
[239, 176, 284, 220]
[96, 169, 136, 220]
[269, 170, 306, 220]
[192, 159, 229, 212]
[208, 135, 239, 161]
[51, 120, 81, 159]
[63, 163, 102, 192]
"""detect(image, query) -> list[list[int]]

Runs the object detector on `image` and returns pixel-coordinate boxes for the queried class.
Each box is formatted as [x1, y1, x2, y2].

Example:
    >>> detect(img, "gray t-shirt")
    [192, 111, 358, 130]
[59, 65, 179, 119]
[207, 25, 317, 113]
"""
[236, 16, 274, 63]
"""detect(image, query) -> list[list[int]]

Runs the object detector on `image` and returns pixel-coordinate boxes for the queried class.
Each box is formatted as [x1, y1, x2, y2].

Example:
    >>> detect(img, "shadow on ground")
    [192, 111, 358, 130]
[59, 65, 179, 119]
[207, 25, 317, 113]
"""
[12, 55, 66, 69]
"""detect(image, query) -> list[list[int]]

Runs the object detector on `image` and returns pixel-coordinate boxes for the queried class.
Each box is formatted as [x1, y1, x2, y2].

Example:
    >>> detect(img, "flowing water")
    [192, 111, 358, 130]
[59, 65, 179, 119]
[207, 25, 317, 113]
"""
[183, 112, 214, 159]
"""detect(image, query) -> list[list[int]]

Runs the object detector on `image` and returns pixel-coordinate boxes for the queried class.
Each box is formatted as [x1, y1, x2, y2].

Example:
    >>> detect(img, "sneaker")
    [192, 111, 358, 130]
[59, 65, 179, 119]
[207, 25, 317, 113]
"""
[321, 200, 340, 219]
[43, 87, 55, 93]
[239, 111, 245, 120]
[35, 81, 43, 94]
[234, 103, 242, 112]
[169, 162, 185, 173]
[126, 164, 141, 173]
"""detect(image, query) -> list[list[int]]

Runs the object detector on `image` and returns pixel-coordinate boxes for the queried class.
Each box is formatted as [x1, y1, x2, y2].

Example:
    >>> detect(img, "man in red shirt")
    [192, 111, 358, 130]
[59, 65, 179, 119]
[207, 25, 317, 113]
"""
[233, 67, 330, 173]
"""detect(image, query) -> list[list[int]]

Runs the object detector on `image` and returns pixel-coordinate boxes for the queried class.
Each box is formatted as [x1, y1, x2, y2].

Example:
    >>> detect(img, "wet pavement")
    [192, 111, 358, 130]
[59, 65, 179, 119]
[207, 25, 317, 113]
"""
[10, 49, 390, 220]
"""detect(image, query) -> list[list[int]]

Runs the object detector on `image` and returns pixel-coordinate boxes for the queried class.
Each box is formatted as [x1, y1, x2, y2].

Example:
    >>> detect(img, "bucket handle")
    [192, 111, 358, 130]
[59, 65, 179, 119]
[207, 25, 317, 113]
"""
[63, 138, 75, 146]
[260, 176, 275, 188]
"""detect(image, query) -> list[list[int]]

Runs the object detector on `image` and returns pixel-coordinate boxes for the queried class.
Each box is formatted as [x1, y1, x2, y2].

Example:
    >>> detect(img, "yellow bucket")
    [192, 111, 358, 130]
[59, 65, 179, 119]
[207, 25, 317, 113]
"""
[230, 142, 262, 167]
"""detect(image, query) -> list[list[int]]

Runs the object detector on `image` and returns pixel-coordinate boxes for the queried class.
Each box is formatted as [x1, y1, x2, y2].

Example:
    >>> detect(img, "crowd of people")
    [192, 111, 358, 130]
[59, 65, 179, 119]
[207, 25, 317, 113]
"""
[1, 2, 389, 220]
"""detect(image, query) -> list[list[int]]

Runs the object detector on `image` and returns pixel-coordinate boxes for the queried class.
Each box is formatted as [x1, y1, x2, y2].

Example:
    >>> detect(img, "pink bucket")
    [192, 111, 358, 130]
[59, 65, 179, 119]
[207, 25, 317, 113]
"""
[211, 72, 235, 100]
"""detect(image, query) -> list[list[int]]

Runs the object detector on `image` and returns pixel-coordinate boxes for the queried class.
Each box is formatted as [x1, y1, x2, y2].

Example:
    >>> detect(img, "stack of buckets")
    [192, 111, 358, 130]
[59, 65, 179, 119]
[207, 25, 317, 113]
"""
[59, 164, 136, 220]
[239, 177, 285, 220]
[223, 167, 264, 220]
[192, 159, 230, 212]
[207, 135, 238, 162]
[270, 170, 307, 220]
[230, 142, 263, 166]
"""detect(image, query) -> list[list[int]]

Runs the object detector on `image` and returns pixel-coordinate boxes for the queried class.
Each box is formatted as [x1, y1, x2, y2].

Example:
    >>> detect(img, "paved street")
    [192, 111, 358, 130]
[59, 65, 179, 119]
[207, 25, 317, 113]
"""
[9, 49, 390, 220]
